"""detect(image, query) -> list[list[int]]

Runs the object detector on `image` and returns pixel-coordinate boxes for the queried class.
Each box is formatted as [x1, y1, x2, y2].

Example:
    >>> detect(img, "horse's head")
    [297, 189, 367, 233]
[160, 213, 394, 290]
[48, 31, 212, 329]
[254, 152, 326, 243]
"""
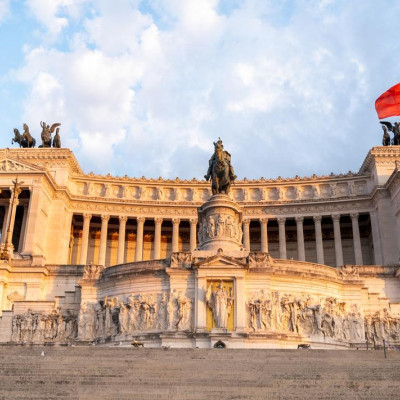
[13, 128, 20, 137]
[215, 147, 224, 161]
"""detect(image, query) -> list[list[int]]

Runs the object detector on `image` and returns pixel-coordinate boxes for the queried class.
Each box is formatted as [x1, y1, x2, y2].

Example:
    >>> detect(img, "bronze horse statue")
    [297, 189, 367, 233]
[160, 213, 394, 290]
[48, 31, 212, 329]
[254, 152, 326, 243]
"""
[210, 146, 231, 195]
[12, 124, 36, 148]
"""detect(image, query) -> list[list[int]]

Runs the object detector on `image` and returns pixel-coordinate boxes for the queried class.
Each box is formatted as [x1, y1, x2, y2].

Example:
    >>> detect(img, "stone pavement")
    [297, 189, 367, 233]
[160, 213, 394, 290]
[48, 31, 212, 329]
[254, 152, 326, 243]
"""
[0, 346, 399, 399]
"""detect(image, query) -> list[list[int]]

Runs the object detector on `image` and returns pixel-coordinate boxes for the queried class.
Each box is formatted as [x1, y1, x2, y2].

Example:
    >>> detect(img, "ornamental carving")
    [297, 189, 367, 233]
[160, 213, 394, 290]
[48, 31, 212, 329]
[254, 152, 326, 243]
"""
[170, 252, 192, 269]
[247, 291, 372, 342]
[198, 214, 242, 244]
[337, 265, 360, 279]
[83, 264, 104, 280]
[248, 252, 272, 268]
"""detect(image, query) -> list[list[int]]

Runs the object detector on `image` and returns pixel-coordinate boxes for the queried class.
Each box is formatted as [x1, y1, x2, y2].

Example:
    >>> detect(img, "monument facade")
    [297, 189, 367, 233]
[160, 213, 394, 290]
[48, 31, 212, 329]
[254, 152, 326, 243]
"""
[0, 141, 400, 348]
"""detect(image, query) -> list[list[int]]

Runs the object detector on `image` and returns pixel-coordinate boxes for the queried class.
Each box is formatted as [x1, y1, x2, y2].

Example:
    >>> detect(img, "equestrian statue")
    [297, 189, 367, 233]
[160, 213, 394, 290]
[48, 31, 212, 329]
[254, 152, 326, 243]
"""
[205, 138, 237, 195]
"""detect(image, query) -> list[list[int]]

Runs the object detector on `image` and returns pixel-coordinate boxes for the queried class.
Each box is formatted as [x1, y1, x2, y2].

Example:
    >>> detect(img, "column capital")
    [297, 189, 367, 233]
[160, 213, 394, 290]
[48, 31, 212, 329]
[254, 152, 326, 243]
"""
[260, 218, 268, 225]
[295, 216, 304, 224]
[172, 218, 181, 225]
[154, 217, 163, 225]
[313, 215, 322, 223]
[137, 216, 146, 224]
[277, 217, 286, 225]
[243, 219, 250, 226]
[83, 213, 92, 221]
[119, 215, 128, 223]
[350, 213, 359, 220]
[189, 218, 198, 225]
[331, 214, 341, 222]
[101, 214, 110, 222]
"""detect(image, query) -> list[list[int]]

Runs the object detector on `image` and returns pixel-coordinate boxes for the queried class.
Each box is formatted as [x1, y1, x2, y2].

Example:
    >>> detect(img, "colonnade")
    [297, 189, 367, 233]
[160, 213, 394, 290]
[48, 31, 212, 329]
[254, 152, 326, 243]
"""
[243, 213, 368, 266]
[73, 211, 376, 268]
[77, 214, 199, 265]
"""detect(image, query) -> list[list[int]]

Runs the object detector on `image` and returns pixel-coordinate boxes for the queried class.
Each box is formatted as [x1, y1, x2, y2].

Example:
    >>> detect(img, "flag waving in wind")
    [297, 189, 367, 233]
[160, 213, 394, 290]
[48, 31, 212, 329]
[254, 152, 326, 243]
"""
[375, 82, 400, 119]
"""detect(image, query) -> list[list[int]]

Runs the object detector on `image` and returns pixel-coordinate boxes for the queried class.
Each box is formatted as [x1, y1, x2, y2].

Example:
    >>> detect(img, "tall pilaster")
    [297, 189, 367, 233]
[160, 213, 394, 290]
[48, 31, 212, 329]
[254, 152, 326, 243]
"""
[313, 215, 324, 265]
[370, 210, 383, 265]
[79, 213, 92, 265]
[153, 218, 162, 259]
[135, 217, 145, 262]
[117, 216, 128, 264]
[260, 218, 268, 253]
[295, 216, 305, 261]
[243, 219, 250, 251]
[98, 215, 110, 266]
[189, 218, 197, 252]
[332, 214, 343, 267]
[278, 217, 287, 259]
[172, 218, 180, 253]
[351, 213, 363, 265]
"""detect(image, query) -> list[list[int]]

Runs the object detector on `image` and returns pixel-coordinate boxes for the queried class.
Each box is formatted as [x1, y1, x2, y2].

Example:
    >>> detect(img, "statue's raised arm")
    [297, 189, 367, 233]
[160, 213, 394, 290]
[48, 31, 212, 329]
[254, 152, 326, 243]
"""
[204, 138, 237, 195]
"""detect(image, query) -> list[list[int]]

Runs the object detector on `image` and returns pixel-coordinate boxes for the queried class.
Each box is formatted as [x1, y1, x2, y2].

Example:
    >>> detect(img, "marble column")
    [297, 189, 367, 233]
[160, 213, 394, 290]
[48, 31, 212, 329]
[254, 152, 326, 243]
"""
[295, 216, 305, 261]
[195, 276, 207, 332]
[313, 215, 324, 265]
[189, 218, 197, 252]
[135, 217, 145, 262]
[18, 205, 28, 253]
[98, 215, 110, 266]
[153, 218, 163, 260]
[350, 213, 363, 265]
[117, 216, 128, 265]
[278, 217, 287, 259]
[332, 214, 343, 267]
[243, 220, 250, 251]
[21, 185, 42, 255]
[79, 213, 92, 265]
[1, 205, 9, 244]
[260, 218, 268, 253]
[369, 210, 383, 265]
[234, 276, 246, 332]
[172, 218, 180, 253]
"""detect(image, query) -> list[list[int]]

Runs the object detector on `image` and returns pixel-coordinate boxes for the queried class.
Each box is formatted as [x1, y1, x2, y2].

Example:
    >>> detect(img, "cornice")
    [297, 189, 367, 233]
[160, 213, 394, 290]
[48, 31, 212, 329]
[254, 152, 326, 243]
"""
[359, 146, 400, 173]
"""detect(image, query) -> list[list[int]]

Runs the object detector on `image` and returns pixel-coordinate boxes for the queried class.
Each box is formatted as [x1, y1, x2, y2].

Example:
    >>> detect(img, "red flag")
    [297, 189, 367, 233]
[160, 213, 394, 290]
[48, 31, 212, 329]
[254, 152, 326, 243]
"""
[375, 82, 400, 119]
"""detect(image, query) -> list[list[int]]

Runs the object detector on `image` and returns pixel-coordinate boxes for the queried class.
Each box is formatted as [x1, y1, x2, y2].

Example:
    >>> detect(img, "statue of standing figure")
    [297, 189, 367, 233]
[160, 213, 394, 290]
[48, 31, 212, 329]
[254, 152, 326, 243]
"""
[206, 281, 234, 330]
[205, 139, 237, 195]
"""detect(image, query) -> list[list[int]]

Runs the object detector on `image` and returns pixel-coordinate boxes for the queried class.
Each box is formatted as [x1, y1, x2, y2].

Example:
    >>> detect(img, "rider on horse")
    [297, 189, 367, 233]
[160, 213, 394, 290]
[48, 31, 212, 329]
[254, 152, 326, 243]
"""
[204, 138, 237, 182]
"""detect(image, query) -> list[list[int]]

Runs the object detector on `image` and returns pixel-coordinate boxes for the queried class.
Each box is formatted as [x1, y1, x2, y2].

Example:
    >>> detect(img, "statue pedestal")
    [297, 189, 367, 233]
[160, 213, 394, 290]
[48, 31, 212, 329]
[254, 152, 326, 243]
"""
[197, 194, 243, 252]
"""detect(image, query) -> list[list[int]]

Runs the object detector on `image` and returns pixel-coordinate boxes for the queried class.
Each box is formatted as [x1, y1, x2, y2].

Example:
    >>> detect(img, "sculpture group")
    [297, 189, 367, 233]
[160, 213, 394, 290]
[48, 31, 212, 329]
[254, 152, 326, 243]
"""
[12, 122, 61, 148]
[381, 121, 400, 146]
[247, 290, 400, 345]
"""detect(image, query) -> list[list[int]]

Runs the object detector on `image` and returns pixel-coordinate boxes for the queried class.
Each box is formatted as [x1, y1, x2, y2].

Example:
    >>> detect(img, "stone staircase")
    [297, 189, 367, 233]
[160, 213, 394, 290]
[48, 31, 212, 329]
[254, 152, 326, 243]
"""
[0, 346, 399, 399]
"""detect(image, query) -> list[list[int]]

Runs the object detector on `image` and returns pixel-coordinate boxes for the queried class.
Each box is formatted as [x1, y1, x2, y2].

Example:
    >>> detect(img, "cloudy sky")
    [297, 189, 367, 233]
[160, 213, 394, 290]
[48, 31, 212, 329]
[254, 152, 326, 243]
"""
[0, 0, 399, 180]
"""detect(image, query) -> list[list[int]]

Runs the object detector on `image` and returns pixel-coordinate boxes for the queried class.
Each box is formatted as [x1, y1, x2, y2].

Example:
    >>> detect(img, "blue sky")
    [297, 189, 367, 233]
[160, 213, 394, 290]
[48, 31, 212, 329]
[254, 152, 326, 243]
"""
[1, 0, 400, 180]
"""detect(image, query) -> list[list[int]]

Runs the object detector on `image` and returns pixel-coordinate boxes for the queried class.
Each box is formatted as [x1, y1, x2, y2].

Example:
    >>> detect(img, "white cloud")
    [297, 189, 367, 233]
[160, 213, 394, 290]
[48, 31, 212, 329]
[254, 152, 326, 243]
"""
[8, 0, 400, 179]
[0, 0, 10, 24]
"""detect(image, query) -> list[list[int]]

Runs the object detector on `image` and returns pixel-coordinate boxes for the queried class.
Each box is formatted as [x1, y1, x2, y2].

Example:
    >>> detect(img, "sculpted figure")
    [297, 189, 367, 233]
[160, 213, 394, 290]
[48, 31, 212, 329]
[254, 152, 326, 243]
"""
[12, 124, 36, 148]
[382, 125, 391, 146]
[119, 303, 129, 335]
[206, 281, 233, 330]
[127, 295, 140, 332]
[175, 291, 191, 330]
[248, 295, 258, 331]
[216, 215, 225, 237]
[225, 216, 234, 238]
[157, 292, 168, 331]
[167, 291, 177, 330]
[40, 122, 60, 148]
[52, 129, 61, 148]
[207, 216, 215, 238]
[204, 138, 237, 195]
